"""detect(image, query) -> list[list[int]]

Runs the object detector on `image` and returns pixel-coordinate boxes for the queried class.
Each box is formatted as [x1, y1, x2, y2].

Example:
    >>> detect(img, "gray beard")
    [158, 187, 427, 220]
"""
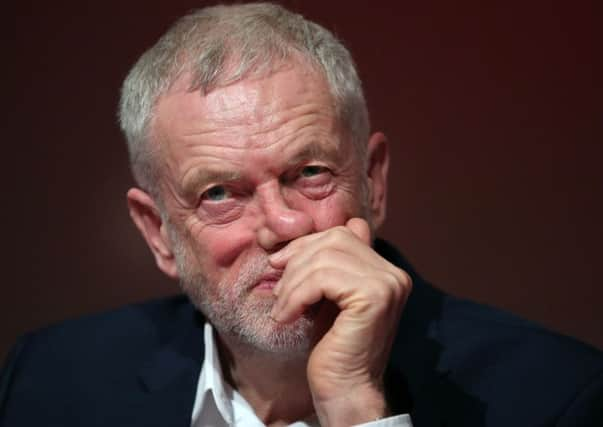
[164, 178, 371, 355]
[175, 247, 316, 355]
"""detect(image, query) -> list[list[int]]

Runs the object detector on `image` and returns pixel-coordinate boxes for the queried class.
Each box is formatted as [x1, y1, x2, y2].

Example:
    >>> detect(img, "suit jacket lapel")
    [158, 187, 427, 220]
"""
[379, 239, 487, 425]
[136, 306, 205, 427]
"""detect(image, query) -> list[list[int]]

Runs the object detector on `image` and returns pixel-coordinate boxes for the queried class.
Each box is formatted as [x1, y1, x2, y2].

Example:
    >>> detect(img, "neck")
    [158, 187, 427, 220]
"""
[216, 332, 315, 425]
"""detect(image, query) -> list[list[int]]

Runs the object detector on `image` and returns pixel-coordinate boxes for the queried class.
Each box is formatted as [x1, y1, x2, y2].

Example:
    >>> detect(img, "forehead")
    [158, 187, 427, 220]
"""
[152, 60, 339, 154]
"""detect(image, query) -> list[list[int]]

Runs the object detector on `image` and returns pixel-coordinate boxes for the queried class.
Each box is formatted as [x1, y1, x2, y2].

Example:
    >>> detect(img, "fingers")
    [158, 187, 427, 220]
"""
[269, 218, 371, 268]
[271, 267, 344, 322]
[268, 217, 413, 420]
[268, 218, 412, 324]
[345, 217, 370, 244]
[271, 221, 406, 297]
[271, 263, 408, 324]
[271, 250, 368, 322]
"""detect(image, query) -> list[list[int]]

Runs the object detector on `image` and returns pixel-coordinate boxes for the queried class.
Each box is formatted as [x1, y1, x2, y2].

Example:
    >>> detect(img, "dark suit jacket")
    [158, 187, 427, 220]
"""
[1, 240, 602, 426]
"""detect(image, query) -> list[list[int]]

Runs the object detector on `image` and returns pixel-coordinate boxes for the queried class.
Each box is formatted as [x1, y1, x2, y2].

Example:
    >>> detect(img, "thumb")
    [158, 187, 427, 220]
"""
[345, 217, 371, 245]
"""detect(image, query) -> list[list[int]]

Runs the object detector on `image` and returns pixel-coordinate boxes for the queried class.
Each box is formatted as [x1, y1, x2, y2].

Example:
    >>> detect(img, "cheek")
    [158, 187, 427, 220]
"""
[295, 191, 358, 231]
[187, 218, 257, 270]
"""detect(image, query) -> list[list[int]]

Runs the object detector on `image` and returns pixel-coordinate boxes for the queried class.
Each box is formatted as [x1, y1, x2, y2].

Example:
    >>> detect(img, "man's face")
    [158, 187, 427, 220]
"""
[151, 61, 370, 353]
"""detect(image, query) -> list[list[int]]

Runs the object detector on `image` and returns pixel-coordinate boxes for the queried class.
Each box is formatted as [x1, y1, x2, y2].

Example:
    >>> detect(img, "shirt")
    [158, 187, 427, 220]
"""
[191, 323, 412, 427]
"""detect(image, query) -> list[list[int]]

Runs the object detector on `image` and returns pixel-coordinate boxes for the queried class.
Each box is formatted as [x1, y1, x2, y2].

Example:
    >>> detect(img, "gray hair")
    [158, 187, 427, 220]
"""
[118, 2, 370, 196]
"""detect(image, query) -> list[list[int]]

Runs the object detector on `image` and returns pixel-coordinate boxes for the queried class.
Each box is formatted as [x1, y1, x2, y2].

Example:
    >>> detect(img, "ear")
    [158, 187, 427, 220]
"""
[126, 188, 179, 279]
[365, 132, 389, 230]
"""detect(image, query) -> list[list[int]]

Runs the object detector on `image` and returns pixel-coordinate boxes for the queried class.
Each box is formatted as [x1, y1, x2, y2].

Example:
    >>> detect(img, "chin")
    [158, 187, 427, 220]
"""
[182, 282, 314, 355]
[240, 314, 316, 355]
[176, 250, 327, 356]
[212, 296, 318, 356]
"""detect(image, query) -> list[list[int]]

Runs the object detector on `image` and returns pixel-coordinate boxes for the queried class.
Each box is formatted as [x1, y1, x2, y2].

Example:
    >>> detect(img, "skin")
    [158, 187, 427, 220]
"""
[127, 60, 412, 426]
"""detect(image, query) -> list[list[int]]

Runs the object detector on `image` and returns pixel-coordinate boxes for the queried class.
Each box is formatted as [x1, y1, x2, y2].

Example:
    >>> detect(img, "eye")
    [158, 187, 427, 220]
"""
[300, 165, 329, 178]
[202, 185, 231, 202]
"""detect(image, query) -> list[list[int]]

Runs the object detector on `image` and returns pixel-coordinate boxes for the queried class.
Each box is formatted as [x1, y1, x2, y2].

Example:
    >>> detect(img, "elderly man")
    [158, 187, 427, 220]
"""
[1, 3, 602, 427]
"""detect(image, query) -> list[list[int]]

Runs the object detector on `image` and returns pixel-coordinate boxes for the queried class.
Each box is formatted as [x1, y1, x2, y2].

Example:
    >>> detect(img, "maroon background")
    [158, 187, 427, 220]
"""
[5, 0, 601, 362]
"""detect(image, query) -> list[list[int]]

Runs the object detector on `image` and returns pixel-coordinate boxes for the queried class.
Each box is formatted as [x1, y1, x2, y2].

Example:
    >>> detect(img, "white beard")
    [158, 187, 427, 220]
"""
[164, 178, 371, 355]
[173, 242, 316, 355]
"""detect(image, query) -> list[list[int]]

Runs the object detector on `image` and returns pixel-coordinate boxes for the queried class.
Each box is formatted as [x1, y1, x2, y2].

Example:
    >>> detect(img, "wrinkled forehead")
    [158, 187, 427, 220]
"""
[150, 59, 340, 154]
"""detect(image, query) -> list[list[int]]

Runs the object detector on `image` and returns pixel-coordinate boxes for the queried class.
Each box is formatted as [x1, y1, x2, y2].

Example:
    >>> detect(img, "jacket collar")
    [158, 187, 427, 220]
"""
[138, 306, 205, 392]
[133, 304, 205, 426]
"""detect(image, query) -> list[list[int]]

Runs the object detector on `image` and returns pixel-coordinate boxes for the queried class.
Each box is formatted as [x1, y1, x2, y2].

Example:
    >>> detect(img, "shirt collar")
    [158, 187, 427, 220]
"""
[191, 322, 234, 426]
[191, 322, 320, 427]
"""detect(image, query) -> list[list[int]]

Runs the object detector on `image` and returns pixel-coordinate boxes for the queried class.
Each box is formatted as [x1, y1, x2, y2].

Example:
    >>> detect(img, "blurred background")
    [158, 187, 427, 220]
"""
[5, 0, 601, 361]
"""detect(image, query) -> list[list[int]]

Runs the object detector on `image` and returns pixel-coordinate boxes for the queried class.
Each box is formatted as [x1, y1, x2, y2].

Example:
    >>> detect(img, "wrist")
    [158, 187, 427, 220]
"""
[313, 383, 389, 427]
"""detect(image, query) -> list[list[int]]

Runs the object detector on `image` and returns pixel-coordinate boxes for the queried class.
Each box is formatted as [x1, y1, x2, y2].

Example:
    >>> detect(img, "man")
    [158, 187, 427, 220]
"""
[1, 3, 601, 426]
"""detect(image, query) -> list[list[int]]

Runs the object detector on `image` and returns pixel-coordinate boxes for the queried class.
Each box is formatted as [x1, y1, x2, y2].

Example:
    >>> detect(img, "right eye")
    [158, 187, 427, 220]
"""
[202, 185, 231, 202]
[299, 165, 329, 178]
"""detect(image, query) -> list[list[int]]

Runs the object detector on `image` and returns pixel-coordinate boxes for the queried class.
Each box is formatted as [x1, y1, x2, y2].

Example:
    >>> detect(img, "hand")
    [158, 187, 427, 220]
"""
[269, 218, 412, 426]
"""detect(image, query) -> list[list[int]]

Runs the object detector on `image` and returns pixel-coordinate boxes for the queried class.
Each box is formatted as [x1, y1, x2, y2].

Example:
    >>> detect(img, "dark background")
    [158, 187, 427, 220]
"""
[5, 0, 601, 362]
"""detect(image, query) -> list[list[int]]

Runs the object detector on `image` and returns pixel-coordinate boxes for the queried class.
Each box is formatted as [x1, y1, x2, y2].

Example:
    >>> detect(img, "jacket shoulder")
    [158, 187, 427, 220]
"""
[0, 295, 200, 424]
[18, 295, 195, 362]
[435, 295, 603, 425]
[438, 295, 602, 372]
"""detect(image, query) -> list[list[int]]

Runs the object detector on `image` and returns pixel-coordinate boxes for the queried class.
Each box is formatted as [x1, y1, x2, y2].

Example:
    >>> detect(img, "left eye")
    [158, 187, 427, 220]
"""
[300, 165, 328, 178]
[203, 185, 231, 201]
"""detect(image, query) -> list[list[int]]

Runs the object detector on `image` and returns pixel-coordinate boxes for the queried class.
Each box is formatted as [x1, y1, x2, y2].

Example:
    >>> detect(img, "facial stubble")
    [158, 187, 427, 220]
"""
[171, 236, 316, 355]
[165, 174, 371, 355]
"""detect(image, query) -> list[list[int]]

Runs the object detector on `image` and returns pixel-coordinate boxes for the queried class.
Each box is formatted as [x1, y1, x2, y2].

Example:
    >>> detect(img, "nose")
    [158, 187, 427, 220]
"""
[256, 183, 314, 250]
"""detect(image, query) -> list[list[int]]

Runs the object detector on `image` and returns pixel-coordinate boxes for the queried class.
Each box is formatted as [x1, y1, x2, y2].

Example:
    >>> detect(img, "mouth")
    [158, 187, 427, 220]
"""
[253, 270, 283, 292]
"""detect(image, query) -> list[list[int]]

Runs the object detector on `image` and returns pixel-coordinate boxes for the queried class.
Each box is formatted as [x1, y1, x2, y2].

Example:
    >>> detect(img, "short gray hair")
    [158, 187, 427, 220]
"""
[118, 2, 370, 195]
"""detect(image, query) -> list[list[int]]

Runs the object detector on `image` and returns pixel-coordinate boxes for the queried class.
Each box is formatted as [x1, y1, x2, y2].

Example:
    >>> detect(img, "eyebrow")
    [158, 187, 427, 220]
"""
[285, 141, 343, 168]
[180, 141, 343, 198]
[181, 168, 242, 199]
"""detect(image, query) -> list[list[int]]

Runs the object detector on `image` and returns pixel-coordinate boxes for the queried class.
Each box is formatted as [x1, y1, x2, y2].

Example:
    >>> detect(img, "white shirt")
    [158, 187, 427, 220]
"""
[191, 323, 412, 427]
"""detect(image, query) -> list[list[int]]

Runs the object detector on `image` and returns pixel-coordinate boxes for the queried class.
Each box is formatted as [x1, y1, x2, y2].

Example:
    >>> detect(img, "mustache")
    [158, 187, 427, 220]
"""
[229, 254, 283, 291]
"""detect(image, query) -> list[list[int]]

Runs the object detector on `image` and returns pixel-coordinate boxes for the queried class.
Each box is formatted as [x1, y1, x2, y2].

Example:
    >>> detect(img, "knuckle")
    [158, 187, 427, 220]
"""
[394, 267, 412, 289]
[375, 286, 391, 303]
[329, 226, 350, 241]
[385, 273, 403, 299]
[308, 266, 330, 284]
[401, 270, 413, 293]
[382, 269, 412, 301]
[370, 279, 392, 302]
[316, 247, 338, 262]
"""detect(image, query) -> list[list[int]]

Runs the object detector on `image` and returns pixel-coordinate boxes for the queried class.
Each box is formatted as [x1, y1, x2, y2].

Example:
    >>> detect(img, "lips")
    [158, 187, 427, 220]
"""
[254, 270, 283, 291]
